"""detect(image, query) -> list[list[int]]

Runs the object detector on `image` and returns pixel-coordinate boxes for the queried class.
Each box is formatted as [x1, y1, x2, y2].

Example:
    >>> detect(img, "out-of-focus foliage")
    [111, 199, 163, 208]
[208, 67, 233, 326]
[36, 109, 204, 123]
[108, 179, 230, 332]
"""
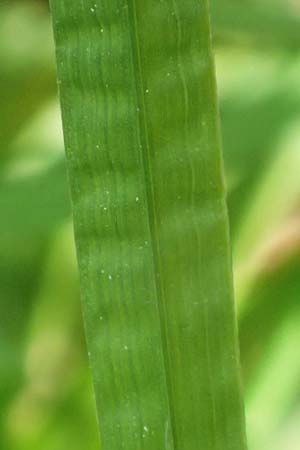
[0, 1, 299, 449]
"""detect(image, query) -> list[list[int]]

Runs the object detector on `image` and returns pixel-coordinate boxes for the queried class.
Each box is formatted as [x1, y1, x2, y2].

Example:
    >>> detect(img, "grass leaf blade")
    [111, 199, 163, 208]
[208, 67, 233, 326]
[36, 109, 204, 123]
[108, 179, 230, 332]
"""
[50, 1, 247, 449]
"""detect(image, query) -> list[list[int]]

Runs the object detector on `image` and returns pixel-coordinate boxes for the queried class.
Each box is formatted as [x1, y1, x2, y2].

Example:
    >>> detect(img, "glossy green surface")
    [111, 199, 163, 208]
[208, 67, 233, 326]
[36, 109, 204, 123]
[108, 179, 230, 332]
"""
[50, 1, 247, 449]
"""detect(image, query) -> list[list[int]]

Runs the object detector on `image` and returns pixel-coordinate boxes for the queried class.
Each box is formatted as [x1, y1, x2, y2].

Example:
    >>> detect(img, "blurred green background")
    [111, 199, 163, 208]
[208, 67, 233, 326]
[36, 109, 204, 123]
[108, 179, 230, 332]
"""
[1, 1, 300, 449]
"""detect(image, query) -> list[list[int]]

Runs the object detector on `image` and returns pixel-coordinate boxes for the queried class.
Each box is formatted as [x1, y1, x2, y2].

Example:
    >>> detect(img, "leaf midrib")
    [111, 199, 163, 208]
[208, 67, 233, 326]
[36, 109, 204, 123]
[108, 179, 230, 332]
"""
[126, 2, 177, 449]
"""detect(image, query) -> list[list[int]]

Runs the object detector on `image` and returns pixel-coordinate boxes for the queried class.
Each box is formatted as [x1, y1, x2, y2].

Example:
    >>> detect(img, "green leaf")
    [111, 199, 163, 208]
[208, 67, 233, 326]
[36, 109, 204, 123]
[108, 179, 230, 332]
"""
[0, 2, 57, 161]
[210, 0, 300, 51]
[0, 160, 70, 238]
[50, 1, 247, 449]
[241, 256, 300, 450]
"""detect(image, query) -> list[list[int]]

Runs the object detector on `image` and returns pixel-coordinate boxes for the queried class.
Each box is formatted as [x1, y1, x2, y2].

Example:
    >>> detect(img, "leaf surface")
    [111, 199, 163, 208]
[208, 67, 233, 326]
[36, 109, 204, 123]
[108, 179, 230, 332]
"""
[50, 1, 247, 449]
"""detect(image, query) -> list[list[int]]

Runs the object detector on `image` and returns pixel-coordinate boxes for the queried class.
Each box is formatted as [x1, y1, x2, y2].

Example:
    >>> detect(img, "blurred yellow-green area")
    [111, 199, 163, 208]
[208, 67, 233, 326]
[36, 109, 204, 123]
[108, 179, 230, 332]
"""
[1, 1, 300, 449]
